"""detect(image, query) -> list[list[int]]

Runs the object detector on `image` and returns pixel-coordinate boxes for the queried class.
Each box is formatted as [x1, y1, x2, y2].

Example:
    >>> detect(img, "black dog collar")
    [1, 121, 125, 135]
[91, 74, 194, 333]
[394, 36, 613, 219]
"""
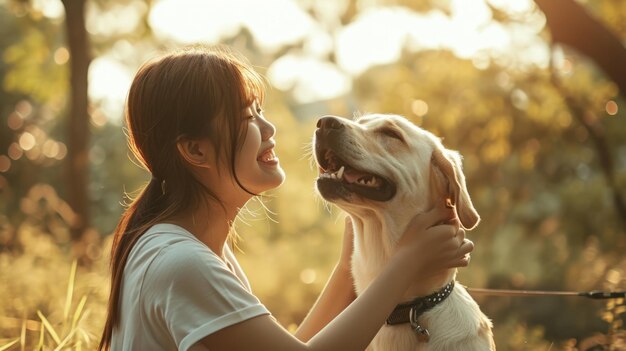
[386, 281, 455, 325]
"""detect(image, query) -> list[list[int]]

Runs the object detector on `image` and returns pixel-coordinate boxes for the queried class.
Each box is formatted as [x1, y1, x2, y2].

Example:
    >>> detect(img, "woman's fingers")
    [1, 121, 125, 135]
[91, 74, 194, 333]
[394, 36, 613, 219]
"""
[407, 205, 457, 233]
[458, 239, 474, 256]
[399, 208, 475, 277]
[442, 239, 474, 268]
[427, 205, 457, 227]
[455, 228, 466, 241]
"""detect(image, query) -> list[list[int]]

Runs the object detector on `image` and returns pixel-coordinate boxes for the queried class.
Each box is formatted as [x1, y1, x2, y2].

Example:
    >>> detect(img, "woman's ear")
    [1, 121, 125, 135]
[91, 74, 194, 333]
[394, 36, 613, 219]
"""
[176, 138, 214, 169]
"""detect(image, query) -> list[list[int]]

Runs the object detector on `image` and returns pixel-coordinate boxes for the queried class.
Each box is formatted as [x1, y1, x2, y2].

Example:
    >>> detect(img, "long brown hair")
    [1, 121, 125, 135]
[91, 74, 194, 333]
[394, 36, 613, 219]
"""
[98, 46, 265, 351]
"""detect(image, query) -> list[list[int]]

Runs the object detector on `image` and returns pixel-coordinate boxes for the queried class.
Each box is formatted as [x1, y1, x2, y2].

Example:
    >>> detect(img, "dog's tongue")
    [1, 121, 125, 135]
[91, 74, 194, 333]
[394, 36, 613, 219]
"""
[343, 168, 371, 183]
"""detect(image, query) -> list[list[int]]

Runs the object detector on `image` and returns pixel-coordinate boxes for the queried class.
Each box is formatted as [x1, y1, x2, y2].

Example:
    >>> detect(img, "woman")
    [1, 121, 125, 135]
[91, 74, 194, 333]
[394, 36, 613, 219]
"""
[99, 46, 473, 351]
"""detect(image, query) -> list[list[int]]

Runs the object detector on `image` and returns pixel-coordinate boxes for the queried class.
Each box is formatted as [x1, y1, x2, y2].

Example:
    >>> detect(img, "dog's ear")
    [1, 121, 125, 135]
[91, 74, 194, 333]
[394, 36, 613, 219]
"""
[430, 148, 480, 230]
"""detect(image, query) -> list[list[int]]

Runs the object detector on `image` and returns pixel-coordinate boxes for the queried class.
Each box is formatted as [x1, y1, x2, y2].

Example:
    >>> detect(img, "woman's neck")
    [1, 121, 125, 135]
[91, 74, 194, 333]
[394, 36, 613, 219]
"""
[166, 199, 242, 259]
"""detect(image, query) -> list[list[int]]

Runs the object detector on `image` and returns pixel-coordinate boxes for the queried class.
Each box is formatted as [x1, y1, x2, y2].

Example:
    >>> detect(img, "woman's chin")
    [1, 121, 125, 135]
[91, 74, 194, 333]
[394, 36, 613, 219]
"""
[264, 169, 286, 190]
[246, 168, 286, 194]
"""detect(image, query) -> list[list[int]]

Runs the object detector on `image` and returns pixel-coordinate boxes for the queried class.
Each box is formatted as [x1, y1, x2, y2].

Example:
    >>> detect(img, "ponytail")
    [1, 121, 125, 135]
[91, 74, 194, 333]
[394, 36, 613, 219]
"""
[98, 178, 170, 351]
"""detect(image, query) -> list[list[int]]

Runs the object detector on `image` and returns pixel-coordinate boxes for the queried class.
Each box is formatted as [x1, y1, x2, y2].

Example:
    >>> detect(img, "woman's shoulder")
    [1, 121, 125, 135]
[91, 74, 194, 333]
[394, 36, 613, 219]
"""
[139, 223, 222, 271]
[138, 224, 249, 302]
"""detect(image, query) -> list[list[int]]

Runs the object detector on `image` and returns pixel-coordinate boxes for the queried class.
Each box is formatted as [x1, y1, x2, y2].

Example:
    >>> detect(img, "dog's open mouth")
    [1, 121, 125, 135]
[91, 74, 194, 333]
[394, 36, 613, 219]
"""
[316, 149, 396, 202]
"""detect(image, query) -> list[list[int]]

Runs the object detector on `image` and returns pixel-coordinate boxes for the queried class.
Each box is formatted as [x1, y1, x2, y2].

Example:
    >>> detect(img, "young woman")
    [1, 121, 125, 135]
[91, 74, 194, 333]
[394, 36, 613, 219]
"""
[98, 46, 474, 351]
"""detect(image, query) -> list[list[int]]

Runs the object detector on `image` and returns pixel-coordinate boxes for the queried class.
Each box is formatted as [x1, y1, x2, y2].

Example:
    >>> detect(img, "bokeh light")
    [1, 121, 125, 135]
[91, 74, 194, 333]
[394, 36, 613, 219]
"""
[7, 143, 23, 160]
[7, 112, 23, 130]
[18, 132, 36, 151]
[90, 109, 108, 127]
[42, 140, 60, 159]
[411, 99, 429, 117]
[53, 47, 69, 65]
[15, 100, 32, 118]
[54, 143, 67, 160]
[0, 155, 11, 172]
[605, 100, 618, 116]
[299, 268, 317, 284]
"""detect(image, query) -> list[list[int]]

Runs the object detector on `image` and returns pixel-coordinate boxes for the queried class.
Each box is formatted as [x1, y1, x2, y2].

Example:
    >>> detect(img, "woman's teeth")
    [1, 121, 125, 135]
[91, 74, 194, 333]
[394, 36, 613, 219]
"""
[258, 149, 276, 162]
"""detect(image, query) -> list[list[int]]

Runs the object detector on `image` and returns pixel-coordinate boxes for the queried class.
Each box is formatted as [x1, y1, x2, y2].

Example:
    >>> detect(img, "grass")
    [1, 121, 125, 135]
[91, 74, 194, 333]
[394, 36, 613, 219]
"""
[0, 220, 109, 350]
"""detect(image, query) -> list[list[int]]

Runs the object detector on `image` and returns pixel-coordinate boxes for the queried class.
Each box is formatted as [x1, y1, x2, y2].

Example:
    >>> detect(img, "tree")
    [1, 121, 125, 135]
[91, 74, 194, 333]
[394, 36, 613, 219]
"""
[60, 0, 91, 241]
[535, 0, 626, 98]
[534, 0, 626, 227]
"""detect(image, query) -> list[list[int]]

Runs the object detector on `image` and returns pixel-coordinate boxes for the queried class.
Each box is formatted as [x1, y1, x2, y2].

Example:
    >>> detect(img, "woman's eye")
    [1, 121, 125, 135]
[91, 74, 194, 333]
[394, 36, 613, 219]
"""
[380, 128, 403, 141]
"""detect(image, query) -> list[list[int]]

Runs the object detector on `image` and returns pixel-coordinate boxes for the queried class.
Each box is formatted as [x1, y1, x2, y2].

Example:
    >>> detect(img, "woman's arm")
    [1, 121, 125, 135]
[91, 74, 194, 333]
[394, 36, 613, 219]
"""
[200, 252, 419, 351]
[200, 205, 473, 351]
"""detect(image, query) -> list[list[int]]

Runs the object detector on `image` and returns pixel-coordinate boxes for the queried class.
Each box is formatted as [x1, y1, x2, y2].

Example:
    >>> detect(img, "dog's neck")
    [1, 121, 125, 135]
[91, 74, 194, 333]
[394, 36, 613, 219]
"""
[350, 212, 456, 300]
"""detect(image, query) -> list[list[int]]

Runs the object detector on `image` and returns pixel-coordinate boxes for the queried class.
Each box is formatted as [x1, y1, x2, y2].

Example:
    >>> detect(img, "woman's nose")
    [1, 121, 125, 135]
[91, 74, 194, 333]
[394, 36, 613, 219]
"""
[261, 118, 276, 140]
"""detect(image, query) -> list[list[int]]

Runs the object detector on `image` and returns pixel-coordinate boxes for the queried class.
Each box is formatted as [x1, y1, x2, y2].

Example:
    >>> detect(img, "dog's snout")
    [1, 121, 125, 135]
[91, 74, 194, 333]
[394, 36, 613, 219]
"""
[317, 116, 345, 130]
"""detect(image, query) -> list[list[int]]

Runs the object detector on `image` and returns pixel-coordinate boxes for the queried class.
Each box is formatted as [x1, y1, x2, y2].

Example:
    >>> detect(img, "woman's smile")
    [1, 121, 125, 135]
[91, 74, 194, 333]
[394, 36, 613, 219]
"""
[235, 100, 285, 193]
[257, 147, 279, 166]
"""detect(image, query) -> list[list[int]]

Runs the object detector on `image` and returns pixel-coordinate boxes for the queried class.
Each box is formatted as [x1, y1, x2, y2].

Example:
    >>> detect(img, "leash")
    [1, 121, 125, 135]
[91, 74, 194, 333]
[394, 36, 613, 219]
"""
[384, 285, 624, 345]
[466, 287, 626, 299]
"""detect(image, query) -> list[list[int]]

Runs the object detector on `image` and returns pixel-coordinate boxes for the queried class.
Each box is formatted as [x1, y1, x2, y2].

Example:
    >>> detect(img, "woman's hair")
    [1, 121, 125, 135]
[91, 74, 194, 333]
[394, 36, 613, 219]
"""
[98, 46, 265, 351]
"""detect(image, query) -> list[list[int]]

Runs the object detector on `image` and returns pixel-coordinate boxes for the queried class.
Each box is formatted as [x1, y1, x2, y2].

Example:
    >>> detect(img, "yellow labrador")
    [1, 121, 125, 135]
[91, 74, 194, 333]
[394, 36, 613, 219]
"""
[312, 114, 495, 351]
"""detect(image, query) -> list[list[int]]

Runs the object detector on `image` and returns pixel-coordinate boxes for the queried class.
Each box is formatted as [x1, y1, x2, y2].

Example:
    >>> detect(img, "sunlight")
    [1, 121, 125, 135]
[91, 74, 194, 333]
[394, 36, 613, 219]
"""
[150, 0, 314, 51]
[446, 0, 503, 58]
[31, 0, 64, 19]
[149, 0, 242, 44]
[488, 0, 535, 15]
[336, 7, 416, 75]
[89, 0, 546, 111]
[336, 0, 539, 74]
[88, 56, 133, 122]
[267, 53, 351, 103]
[86, 2, 147, 37]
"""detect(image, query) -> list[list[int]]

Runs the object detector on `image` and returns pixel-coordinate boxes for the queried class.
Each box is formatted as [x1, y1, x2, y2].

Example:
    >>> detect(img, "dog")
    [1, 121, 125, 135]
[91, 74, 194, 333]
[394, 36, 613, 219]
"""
[312, 114, 495, 351]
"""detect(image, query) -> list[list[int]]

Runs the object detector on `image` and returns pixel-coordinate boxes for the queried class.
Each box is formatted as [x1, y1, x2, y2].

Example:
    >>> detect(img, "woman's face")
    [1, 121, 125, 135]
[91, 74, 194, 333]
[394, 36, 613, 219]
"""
[232, 100, 285, 195]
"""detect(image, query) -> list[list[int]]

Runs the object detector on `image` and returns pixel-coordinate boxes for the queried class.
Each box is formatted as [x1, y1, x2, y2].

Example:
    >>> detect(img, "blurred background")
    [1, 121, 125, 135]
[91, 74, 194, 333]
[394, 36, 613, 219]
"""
[0, 0, 625, 349]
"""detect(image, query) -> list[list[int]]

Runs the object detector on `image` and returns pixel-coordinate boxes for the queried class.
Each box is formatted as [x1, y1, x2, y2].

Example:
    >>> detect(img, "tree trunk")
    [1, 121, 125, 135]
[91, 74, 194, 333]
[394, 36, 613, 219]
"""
[535, 0, 626, 97]
[537, 0, 626, 228]
[61, 0, 91, 241]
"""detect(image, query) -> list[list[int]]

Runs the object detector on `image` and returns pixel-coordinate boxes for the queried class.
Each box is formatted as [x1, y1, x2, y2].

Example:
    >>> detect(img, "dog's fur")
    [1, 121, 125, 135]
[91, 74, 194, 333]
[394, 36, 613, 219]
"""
[313, 114, 495, 351]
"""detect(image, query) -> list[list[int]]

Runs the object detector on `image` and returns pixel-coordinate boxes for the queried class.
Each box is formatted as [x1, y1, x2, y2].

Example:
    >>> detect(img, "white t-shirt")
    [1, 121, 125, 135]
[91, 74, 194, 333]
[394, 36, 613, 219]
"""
[111, 223, 270, 351]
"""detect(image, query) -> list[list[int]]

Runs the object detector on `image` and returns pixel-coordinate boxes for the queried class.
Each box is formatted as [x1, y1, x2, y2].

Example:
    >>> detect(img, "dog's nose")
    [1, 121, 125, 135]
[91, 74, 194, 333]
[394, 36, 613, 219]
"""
[317, 116, 345, 130]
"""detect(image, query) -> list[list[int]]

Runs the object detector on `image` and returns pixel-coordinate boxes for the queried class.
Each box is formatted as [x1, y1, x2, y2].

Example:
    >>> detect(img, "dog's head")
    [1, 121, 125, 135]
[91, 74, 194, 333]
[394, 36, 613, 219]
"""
[313, 114, 479, 230]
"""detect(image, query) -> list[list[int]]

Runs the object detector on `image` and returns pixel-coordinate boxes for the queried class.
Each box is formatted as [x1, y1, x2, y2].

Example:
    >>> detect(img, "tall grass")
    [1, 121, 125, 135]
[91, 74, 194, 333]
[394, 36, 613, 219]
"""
[0, 218, 110, 350]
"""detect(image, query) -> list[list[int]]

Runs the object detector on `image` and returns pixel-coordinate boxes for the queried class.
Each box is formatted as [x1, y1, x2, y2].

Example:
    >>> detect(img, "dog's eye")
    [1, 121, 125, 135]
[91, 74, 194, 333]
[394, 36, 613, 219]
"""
[379, 128, 403, 141]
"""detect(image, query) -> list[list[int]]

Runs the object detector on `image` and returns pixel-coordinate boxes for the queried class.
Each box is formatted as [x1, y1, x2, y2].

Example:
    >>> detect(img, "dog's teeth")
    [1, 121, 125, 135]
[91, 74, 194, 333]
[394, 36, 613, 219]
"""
[337, 166, 345, 179]
[321, 171, 343, 181]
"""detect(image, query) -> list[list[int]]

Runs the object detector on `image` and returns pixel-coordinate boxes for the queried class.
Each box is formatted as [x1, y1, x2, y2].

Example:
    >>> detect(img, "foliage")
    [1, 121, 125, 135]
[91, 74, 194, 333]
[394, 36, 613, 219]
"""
[1, 0, 626, 350]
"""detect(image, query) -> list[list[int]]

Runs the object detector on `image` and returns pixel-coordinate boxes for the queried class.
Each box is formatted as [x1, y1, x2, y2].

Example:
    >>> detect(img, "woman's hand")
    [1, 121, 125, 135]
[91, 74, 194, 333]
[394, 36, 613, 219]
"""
[394, 202, 474, 281]
[338, 216, 355, 273]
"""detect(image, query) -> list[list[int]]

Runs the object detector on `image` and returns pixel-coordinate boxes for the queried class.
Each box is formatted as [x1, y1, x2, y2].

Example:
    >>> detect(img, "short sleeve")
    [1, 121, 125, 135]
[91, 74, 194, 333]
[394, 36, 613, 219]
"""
[142, 241, 270, 351]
